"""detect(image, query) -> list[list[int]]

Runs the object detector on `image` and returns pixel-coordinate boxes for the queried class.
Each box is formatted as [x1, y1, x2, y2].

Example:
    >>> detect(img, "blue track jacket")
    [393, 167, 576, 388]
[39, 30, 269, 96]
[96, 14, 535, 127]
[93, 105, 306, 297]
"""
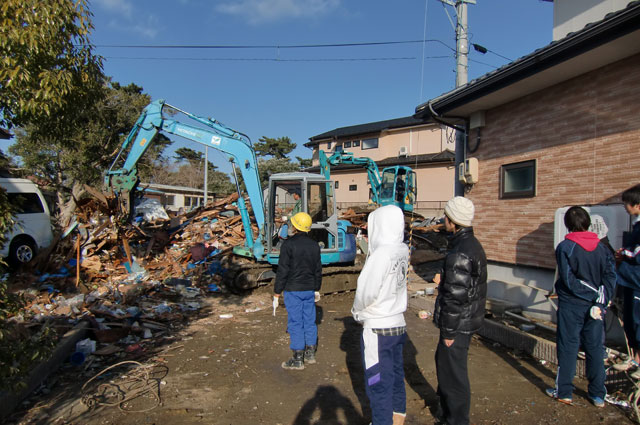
[555, 231, 616, 309]
[618, 221, 640, 291]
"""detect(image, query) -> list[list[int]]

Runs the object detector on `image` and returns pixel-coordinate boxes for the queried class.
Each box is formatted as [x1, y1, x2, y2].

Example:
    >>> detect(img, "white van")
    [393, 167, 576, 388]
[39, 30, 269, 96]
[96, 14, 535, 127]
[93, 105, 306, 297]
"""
[0, 178, 54, 265]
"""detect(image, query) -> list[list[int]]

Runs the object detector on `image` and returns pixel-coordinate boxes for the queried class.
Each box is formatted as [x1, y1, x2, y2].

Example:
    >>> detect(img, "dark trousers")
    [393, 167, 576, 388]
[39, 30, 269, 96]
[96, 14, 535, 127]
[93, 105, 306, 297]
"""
[623, 286, 640, 350]
[360, 328, 407, 425]
[435, 332, 472, 425]
[556, 299, 605, 399]
[284, 291, 317, 350]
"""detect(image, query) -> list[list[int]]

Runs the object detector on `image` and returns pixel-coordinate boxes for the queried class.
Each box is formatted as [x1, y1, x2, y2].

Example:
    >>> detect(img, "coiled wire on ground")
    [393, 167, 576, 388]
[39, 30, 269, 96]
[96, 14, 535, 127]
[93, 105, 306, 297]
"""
[81, 360, 168, 413]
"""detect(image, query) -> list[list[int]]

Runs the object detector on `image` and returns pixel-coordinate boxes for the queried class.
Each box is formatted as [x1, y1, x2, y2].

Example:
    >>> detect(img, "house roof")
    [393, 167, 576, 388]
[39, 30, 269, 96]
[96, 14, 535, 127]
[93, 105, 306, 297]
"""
[141, 182, 205, 194]
[304, 150, 455, 173]
[415, 0, 640, 119]
[305, 116, 432, 147]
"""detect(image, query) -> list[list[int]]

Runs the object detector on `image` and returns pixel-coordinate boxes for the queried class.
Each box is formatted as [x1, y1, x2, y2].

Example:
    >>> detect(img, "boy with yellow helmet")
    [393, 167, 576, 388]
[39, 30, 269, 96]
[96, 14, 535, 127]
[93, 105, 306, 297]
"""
[274, 212, 322, 369]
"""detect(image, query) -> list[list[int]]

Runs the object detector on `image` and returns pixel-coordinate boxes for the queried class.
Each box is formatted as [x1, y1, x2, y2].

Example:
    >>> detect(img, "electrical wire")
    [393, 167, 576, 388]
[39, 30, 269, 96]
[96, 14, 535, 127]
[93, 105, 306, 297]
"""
[89, 39, 457, 51]
[103, 56, 425, 62]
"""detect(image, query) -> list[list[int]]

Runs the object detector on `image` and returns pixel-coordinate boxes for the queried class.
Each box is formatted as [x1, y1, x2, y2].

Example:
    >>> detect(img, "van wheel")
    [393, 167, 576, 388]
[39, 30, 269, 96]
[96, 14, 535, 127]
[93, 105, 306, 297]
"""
[9, 236, 37, 265]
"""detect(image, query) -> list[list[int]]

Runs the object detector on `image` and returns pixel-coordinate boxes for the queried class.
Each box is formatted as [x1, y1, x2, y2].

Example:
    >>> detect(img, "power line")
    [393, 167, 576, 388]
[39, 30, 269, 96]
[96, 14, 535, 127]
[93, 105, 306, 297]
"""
[88, 39, 457, 52]
[103, 56, 433, 62]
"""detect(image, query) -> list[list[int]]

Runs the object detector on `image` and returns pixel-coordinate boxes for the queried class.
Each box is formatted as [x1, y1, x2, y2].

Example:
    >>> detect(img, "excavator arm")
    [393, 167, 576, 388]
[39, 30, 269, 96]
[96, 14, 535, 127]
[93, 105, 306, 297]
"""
[318, 150, 383, 204]
[318, 149, 416, 211]
[105, 99, 265, 260]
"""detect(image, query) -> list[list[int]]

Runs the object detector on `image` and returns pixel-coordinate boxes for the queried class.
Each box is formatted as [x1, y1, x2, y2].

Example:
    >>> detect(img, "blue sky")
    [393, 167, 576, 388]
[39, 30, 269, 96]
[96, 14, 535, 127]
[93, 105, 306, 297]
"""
[25, 1, 556, 173]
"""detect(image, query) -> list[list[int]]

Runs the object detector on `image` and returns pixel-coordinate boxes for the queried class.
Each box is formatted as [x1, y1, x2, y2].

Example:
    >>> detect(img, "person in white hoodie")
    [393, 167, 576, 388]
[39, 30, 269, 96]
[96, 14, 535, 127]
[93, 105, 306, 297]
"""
[351, 205, 409, 425]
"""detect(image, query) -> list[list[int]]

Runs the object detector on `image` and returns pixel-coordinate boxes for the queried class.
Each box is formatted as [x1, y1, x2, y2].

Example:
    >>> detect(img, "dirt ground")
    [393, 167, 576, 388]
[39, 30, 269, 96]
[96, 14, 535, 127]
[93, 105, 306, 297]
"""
[4, 289, 638, 425]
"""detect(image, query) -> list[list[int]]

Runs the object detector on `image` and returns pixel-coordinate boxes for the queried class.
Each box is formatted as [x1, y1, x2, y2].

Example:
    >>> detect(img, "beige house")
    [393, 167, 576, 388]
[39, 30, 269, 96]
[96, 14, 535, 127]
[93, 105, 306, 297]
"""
[414, 0, 640, 320]
[304, 117, 455, 217]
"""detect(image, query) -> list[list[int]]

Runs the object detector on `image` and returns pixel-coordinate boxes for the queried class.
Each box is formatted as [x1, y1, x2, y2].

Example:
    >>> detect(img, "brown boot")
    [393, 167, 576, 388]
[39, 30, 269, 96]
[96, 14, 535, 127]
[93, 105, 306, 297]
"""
[392, 412, 406, 425]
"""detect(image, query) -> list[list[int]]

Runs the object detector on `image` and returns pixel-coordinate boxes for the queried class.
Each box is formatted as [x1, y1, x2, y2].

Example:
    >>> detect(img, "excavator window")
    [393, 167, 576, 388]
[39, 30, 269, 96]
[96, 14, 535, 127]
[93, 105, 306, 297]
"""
[307, 181, 336, 251]
[380, 170, 396, 200]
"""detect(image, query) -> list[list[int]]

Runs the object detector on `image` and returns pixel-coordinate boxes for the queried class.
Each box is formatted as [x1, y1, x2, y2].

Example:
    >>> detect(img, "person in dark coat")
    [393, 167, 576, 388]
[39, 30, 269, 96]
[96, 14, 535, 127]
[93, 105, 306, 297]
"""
[433, 196, 487, 425]
[274, 212, 322, 370]
[545, 206, 616, 407]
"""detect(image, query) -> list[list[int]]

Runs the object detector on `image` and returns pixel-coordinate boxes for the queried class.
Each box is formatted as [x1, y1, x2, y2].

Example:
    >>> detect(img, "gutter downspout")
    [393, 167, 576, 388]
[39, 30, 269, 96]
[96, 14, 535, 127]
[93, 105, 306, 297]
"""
[426, 101, 469, 196]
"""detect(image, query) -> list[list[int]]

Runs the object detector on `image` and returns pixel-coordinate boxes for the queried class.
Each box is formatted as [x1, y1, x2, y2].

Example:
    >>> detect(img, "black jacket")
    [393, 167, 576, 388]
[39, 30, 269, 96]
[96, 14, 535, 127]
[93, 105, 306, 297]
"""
[274, 232, 322, 294]
[434, 227, 487, 338]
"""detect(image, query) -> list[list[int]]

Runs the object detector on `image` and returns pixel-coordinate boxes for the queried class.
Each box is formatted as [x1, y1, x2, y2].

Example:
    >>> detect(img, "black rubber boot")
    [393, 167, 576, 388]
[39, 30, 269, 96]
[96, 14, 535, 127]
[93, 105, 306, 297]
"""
[304, 345, 317, 364]
[282, 350, 305, 370]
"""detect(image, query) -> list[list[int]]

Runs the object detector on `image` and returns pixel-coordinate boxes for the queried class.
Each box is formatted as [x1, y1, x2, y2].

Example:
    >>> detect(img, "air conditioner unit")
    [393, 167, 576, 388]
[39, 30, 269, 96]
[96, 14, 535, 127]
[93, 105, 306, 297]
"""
[398, 146, 408, 157]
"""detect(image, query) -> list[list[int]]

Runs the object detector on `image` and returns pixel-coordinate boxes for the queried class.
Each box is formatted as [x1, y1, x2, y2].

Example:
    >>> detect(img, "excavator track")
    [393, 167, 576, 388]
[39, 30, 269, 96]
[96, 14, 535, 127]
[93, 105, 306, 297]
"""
[221, 255, 364, 294]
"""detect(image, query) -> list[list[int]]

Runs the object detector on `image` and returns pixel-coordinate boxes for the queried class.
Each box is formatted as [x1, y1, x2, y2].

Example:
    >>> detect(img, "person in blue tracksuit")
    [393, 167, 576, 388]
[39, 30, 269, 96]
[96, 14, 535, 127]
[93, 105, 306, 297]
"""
[616, 184, 640, 373]
[546, 206, 617, 407]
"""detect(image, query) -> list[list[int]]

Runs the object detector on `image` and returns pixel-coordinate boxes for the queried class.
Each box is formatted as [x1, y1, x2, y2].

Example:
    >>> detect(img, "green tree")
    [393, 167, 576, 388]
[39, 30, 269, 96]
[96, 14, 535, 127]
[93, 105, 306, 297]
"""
[0, 0, 103, 129]
[168, 147, 234, 194]
[11, 81, 170, 224]
[296, 156, 313, 168]
[257, 158, 300, 188]
[174, 147, 204, 165]
[254, 136, 296, 159]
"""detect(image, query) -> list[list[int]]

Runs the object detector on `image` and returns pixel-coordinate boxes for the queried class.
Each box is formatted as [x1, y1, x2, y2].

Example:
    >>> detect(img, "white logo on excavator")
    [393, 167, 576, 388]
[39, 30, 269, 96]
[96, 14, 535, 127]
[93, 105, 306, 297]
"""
[177, 128, 198, 138]
[211, 136, 221, 145]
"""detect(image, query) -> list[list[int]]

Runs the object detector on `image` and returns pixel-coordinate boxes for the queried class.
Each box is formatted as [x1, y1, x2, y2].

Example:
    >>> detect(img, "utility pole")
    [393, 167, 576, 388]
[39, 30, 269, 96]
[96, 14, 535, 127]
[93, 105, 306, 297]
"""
[439, 0, 475, 196]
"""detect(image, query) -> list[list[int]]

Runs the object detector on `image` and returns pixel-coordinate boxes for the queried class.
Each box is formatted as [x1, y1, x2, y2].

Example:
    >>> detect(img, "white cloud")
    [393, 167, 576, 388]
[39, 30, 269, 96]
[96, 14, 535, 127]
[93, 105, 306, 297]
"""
[105, 13, 160, 39]
[216, 0, 341, 24]
[93, 0, 133, 18]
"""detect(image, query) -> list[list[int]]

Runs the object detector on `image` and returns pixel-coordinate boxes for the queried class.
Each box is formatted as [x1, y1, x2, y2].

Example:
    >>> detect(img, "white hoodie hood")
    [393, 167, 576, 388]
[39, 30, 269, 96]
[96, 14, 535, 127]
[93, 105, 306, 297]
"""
[351, 205, 409, 328]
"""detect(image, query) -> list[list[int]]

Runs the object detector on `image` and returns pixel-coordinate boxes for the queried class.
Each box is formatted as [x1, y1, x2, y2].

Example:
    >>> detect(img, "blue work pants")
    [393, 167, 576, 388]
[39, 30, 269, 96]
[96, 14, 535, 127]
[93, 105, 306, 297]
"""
[556, 299, 605, 400]
[360, 328, 407, 425]
[283, 290, 317, 350]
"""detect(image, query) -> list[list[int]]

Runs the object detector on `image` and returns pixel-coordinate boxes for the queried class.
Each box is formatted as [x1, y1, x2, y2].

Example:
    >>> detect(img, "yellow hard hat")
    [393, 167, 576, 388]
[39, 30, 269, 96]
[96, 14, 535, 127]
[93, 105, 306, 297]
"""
[291, 212, 312, 232]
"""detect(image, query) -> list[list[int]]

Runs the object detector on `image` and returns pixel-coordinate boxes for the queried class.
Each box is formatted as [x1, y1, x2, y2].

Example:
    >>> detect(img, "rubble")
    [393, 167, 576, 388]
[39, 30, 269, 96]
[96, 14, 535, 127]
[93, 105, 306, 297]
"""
[3, 189, 447, 409]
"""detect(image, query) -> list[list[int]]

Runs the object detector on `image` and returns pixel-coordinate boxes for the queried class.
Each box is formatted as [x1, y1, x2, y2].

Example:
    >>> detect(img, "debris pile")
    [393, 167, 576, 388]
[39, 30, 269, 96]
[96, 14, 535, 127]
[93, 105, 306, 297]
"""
[7, 191, 446, 361]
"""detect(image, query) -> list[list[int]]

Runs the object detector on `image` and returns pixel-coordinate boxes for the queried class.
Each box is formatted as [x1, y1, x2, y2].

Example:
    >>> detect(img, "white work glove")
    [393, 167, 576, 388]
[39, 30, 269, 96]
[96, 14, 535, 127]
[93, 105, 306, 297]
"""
[314, 291, 321, 303]
[590, 306, 602, 320]
[272, 296, 279, 316]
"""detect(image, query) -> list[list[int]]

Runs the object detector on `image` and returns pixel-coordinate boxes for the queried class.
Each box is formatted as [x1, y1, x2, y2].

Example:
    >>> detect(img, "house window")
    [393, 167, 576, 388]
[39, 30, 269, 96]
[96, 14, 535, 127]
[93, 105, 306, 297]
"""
[500, 160, 536, 199]
[349, 185, 357, 191]
[335, 181, 339, 189]
[353, 140, 360, 147]
[335, 143, 343, 152]
[344, 141, 351, 148]
[166, 195, 175, 206]
[327, 142, 332, 150]
[362, 138, 378, 150]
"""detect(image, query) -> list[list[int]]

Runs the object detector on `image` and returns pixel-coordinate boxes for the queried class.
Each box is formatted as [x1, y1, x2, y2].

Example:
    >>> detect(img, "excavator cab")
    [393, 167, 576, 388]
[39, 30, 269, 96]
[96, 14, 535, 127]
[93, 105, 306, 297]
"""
[266, 173, 356, 265]
[379, 166, 417, 212]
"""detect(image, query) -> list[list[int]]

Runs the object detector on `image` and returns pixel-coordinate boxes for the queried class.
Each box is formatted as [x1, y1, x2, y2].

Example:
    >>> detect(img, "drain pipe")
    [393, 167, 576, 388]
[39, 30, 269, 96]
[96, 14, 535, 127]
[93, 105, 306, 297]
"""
[426, 101, 468, 196]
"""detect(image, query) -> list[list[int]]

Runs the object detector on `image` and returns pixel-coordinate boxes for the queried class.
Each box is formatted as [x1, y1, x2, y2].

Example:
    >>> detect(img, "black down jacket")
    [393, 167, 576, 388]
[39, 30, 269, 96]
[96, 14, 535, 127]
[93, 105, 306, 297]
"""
[434, 227, 487, 339]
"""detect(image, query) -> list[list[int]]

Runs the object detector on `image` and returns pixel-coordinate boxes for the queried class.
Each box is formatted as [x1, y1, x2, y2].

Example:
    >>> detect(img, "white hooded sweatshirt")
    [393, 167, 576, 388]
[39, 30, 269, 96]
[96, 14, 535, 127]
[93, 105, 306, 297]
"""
[351, 205, 409, 329]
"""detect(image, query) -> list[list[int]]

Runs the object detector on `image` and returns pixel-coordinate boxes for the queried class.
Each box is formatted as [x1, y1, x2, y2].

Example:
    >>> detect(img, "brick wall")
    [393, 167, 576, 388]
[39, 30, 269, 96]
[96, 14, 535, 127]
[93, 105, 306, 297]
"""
[468, 53, 640, 269]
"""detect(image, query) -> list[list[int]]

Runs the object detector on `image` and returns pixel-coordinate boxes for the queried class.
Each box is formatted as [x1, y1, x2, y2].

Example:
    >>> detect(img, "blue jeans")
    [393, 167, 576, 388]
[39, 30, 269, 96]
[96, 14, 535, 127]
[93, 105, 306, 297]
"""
[283, 291, 317, 350]
[361, 328, 407, 425]
[556, 299, 605, 400]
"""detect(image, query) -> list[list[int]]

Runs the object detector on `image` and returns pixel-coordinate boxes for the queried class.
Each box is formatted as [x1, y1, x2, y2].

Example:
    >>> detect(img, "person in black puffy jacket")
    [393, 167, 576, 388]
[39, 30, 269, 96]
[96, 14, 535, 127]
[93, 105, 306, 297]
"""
[433, 196, 487, 425]
[274, 212, 322, 370]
